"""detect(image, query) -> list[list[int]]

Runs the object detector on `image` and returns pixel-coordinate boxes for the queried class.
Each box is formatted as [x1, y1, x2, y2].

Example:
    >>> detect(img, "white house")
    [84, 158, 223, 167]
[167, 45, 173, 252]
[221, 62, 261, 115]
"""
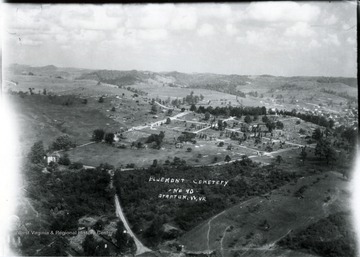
[44, 153, 60, 165]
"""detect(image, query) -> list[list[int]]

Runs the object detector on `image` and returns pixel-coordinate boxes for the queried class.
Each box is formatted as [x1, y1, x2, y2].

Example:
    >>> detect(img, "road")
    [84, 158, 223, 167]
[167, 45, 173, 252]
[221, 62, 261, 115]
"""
[154, 101, 174, 110]
[262, 137, 316, 148]
[4, 80, 17, 86]
[126, 111, 190, 132]
[114, 195, 152, 255]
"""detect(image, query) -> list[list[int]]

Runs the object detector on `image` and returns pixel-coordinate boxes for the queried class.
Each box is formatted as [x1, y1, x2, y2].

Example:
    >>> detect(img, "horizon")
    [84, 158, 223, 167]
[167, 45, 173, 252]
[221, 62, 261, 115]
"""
[8, 62, 358, 79]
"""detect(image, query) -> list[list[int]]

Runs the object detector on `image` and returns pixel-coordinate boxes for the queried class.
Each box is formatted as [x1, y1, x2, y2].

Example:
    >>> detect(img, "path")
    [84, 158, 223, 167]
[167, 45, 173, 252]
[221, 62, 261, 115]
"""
[114, 195, 152, 255]
[126, 111, 190, 132]
[154, 101, 173, 110]
[206, 210, 226, 252]
[205, 198, 253, 253]
[193, 126, 211, 134]
[4, 80, 17, 86]
[262, 137, 316, 149]
[220, 226, 231, 257]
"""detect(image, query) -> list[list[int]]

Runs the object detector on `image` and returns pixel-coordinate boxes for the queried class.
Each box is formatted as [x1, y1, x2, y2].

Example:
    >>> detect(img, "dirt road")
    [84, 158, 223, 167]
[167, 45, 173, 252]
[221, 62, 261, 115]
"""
[114, 195, 152, 255]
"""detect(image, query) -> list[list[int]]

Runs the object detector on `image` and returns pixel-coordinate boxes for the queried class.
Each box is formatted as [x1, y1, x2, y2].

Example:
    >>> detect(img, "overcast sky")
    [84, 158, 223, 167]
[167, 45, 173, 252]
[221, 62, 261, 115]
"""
[3, 2, 357, 77]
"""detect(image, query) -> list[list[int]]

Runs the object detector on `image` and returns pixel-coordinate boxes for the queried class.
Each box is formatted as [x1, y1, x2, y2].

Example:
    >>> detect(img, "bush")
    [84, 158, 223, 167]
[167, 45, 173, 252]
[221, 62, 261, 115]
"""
[28, 141, 46, 164]
[58, 153, 71, 166]
[104, 133, 114, 144]
[186, 147, 192, 152]
[69, 162, 83, 169]
[51, 135, 76, 151]
[92, 129, 105, 142]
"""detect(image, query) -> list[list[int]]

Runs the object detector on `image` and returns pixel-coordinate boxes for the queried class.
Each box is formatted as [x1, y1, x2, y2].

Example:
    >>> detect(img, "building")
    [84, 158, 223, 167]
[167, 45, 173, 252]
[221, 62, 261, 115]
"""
[44, 153, 60, 165]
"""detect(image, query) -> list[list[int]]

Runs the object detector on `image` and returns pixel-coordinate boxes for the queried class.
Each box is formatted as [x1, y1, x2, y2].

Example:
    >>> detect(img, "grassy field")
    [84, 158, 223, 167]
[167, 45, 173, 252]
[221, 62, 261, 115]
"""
[179, 171, 352, 257]
[9, 93, 123, 156]
[129, 83, 262, 107]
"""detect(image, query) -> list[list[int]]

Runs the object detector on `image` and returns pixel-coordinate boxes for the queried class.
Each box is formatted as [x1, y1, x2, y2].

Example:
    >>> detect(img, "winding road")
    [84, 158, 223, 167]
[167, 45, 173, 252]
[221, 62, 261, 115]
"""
[114, 195, 152, 255]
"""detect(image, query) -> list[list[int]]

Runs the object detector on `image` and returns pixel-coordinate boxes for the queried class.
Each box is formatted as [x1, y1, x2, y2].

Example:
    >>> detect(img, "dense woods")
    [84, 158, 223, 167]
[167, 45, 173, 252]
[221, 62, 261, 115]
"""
[278, 212, 356, 257]
[113, 158, 300, 246]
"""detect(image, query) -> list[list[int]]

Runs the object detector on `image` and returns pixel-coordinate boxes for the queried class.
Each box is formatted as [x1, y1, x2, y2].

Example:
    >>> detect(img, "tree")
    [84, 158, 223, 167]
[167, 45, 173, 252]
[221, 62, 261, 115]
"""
[111, 106, 116, 112]
[152, 159, 158, 167]
[104, 133, 115, 144]
[225, 155, 231, 162]
[312, 128, 323, 141]
[82, 235, 97, 256]
[276, 121, 284, 129]
[58, 153, 71, 166]
[218, 142, 224, 147]
[299, 128, 306, 135]
[244, 115, 252, 124]
[315, 139, 336, 165]
[165, 117, 171, 124]
[276, 155, 283, 164]
[115, 221, 135, 253]
[300, 147, 307, 163]
[98, 96, 104, 103]
[190, 104, 197, 112]
[92, 129, 105, 142]
[42, 89, 47, 95]
[167, 109, 173, 116]
[218, 119, 224, 130]
[204, 112, 211, 120]
[151, 104, 158, 114]
[28, 141, 46, 164]
[51, 135, 76, 151]
[144, 216, 163, 244]
[187, 147, 192, 152]
[265, 121, 276, 133]
[262, 115, 269, 123]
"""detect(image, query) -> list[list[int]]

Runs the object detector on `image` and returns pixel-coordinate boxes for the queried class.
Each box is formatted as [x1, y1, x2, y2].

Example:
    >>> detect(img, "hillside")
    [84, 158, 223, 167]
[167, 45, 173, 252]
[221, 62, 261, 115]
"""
[179, 171, 354, 257]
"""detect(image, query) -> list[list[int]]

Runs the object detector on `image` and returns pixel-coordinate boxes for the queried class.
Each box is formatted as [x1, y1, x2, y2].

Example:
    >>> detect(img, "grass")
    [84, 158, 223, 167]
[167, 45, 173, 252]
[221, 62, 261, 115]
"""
[179, 171, 351, 257]
[9, 93, 122, 155]
[129, 84, 262, 107]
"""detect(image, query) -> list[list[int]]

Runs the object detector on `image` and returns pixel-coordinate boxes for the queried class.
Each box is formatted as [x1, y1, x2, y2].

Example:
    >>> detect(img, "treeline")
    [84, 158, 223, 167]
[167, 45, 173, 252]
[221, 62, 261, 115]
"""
[198, 83, 246, 98]
[113, 158, 300, 246]
[191, 103, 335, 129]
[282, 110, 335, 128]
[280, 83, 305, 90]
[196, 105, 267, 117]
[278, 212, 356, 257]
[317, 77, 357, 88]
[321, 88, 357, 103]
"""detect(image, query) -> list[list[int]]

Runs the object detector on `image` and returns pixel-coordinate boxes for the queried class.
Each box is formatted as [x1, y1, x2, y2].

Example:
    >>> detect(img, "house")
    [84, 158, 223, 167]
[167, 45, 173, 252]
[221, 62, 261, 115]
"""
[44, 153, 60, 165]
[175, 142, 183, 148]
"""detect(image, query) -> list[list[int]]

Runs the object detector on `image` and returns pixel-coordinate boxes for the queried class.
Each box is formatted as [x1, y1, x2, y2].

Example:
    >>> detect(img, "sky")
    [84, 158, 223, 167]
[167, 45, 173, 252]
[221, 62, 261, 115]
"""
[2, 2, 358, 77]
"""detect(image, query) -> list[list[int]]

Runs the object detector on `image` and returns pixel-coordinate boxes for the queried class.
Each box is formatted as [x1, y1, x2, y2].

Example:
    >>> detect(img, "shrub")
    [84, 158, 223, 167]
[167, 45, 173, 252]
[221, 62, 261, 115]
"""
[58, 153, 71, 166]
[69, 162, 83, 169]
[92, 129, 105, 142]
[51, 135, 76, 151]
